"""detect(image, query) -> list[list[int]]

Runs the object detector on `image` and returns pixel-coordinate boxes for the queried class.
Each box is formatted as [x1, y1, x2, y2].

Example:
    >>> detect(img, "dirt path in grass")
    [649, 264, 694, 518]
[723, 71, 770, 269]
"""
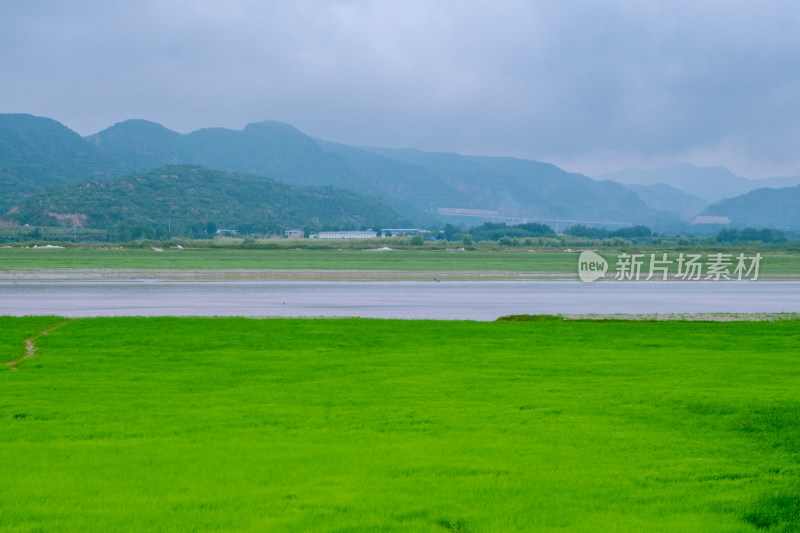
[6, 320, 71, 371]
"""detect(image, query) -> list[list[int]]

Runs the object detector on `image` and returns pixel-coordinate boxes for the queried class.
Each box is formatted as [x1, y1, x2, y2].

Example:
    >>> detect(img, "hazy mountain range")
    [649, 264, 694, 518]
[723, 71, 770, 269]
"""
[598, 163, 800, 204]
[620, 183, 708, 223]
[87, 118, 661, 225]
[2, 113, 799, 232]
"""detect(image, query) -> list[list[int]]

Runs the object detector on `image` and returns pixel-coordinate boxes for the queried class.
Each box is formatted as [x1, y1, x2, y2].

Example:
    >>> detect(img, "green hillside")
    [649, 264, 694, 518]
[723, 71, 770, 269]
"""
[84, 119, 196, 171]
[0, 114, 122, 212]
[8, 165, 405, 239]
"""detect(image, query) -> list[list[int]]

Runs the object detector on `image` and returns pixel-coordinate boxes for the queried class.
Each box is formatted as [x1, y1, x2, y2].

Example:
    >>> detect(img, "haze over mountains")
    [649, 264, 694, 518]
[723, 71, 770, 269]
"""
[2, 113, 799, 233]
[620, 183, 708, 223]
[599, 164, 800, 204]
[599, 163, 800, 230]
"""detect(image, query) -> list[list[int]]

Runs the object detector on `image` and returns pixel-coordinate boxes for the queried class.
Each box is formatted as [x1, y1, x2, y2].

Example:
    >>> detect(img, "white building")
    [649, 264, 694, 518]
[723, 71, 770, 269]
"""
[381, 228, 426, 236]
[691, 215, 731, 225]
[311, 231, 378, 239]
[284, 229, 305, 239]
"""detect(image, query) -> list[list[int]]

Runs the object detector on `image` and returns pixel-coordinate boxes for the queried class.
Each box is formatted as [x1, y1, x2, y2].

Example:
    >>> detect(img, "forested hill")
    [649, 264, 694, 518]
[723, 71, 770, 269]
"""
[0, 114, 123, 212]
[702, 185, 800, 229]
[9, 165, 405, 239]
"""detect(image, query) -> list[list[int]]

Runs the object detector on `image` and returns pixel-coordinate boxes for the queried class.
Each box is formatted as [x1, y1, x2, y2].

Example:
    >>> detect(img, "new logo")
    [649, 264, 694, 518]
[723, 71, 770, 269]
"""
[578, 251, 608, 282]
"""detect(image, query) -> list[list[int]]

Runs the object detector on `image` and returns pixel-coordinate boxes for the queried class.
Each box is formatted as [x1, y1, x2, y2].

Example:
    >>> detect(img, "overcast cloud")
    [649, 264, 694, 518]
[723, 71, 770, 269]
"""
[2, 0, 800, 178]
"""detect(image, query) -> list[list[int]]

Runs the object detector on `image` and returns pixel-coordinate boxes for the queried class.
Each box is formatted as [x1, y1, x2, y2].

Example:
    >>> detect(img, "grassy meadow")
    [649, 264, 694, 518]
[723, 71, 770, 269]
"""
[2, 316, 800, 531]
[1, 245, 800, 278]
[0, 247, 588, 278]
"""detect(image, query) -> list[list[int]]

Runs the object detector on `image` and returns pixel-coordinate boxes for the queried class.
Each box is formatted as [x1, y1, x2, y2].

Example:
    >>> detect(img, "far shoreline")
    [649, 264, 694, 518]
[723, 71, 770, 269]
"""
[2, 268, 799, 282]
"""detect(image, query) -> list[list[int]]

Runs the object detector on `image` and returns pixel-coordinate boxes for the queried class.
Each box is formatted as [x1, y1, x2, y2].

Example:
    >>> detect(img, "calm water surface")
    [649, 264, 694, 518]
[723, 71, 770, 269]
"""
[1, 281, 798, 320]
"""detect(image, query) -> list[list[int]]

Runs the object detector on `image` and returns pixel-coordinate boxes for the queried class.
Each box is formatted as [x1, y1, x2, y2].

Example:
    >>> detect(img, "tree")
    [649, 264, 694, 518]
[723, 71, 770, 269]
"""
[443, 224, 462, 241]
[611, 225, 652, 239]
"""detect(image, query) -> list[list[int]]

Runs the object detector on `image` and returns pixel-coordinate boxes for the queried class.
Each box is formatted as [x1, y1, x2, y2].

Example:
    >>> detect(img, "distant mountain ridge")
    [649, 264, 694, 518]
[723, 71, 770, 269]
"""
[89, 119, 663, 225]
[622, 183, 707, 222]
[87, 119, 367, 191]
[598, 163, 800, 203]
[2, 112, 796, 231]
[357, 147, 659, 224]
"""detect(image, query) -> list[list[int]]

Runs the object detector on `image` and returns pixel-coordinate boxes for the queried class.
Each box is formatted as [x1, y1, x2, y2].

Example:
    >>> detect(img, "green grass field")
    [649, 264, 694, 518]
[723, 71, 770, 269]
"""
[0, 246, 569, 272]
[2, 317, 799, 531]
[1, 246, 800, 278]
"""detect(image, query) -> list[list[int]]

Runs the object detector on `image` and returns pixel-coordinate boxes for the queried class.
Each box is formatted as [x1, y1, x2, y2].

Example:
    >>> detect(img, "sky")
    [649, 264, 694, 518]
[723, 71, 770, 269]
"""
[2, 0, 800, 179]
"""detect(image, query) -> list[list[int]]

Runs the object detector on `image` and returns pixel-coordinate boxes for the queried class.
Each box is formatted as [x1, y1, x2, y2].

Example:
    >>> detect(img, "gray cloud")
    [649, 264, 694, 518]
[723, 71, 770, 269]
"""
[2, 0, 800, 177]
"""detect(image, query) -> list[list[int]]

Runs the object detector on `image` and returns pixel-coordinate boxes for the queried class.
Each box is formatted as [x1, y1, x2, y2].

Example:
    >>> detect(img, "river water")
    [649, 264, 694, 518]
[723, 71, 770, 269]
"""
[1, 280, 798, 320]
